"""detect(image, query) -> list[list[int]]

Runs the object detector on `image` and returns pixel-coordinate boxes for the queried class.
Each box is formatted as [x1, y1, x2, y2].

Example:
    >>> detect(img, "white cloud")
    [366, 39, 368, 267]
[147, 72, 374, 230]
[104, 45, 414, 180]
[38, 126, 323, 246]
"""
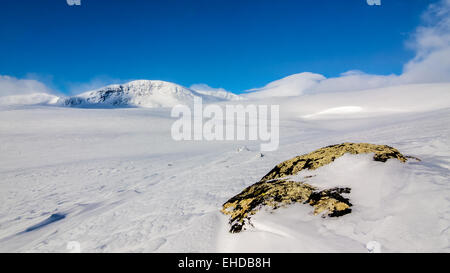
[245, 0, 450, 98]
[400, 0, 450, 83]
[0, 75, 55, 97]
[309, 71, 399, 94]
[67, 76, 129, 95]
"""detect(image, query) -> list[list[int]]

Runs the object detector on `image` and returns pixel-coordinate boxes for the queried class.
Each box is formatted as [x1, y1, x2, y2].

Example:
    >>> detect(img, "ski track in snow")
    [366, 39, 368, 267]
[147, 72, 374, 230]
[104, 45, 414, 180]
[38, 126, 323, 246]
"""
[0, 102, 449, 252]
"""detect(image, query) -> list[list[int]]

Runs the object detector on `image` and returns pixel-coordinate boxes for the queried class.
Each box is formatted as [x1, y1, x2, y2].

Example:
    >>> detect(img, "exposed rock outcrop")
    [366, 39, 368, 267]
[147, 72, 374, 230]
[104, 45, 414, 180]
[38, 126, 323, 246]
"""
[221, 142, 411, 233]
[221, 179, 352, 233]
[261, 143, 407, 182]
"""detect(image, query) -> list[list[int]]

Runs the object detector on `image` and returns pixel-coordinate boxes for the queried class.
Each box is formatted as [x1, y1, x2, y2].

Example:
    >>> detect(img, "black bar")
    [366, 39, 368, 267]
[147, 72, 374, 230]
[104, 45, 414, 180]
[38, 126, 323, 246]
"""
[0, 253, 446, 272]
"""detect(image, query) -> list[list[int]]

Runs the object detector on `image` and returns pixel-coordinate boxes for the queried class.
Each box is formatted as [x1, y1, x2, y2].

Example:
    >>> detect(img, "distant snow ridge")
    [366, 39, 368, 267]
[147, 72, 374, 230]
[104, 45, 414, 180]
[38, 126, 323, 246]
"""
[0, 93, 60, 106]
[194, 89, 244, 101]
[62, 80, 242, 108]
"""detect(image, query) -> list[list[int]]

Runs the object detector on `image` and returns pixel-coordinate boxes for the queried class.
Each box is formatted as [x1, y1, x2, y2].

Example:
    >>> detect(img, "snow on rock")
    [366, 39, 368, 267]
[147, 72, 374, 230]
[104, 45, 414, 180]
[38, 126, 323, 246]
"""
[221, 179, 352, 233]
[261, 143, 408, 182]
[221, 143, 409, 233]
[218, 150, 449, 252]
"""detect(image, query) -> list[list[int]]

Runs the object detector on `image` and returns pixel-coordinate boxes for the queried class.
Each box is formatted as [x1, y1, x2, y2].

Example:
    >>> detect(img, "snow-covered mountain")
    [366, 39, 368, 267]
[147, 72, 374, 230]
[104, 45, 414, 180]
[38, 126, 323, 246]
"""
[243, 72, 326, 99]
[62, 80, 243, 108]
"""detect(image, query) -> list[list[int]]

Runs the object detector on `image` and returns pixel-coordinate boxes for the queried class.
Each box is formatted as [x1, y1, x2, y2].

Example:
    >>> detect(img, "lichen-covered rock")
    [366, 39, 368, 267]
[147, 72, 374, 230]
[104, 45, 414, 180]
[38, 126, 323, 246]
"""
[261, 143, 407, 182]
[222, 142, 410, 233]
[307, 187, 352, 217]
[221, 179, 352, 233]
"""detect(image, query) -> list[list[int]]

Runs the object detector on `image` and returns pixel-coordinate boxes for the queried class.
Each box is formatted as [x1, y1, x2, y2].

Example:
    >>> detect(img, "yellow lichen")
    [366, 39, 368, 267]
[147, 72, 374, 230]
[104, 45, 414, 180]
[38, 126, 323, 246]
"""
[221, 179, 351, 233]
[222, 143, 411, 233]
[261, 143, 407, 182]
[312, 198, 350, 216]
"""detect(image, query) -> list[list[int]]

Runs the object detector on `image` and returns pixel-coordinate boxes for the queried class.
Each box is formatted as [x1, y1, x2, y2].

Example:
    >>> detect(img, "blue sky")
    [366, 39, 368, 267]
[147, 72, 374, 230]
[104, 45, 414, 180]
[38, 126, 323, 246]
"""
[0, 0, 438, 94]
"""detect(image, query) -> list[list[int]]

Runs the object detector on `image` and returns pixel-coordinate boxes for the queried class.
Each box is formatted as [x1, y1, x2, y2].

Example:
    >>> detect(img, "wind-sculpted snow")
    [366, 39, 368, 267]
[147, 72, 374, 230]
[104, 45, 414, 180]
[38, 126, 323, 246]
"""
[0, 84, 448, 252]
[23, 213, 66, 233]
